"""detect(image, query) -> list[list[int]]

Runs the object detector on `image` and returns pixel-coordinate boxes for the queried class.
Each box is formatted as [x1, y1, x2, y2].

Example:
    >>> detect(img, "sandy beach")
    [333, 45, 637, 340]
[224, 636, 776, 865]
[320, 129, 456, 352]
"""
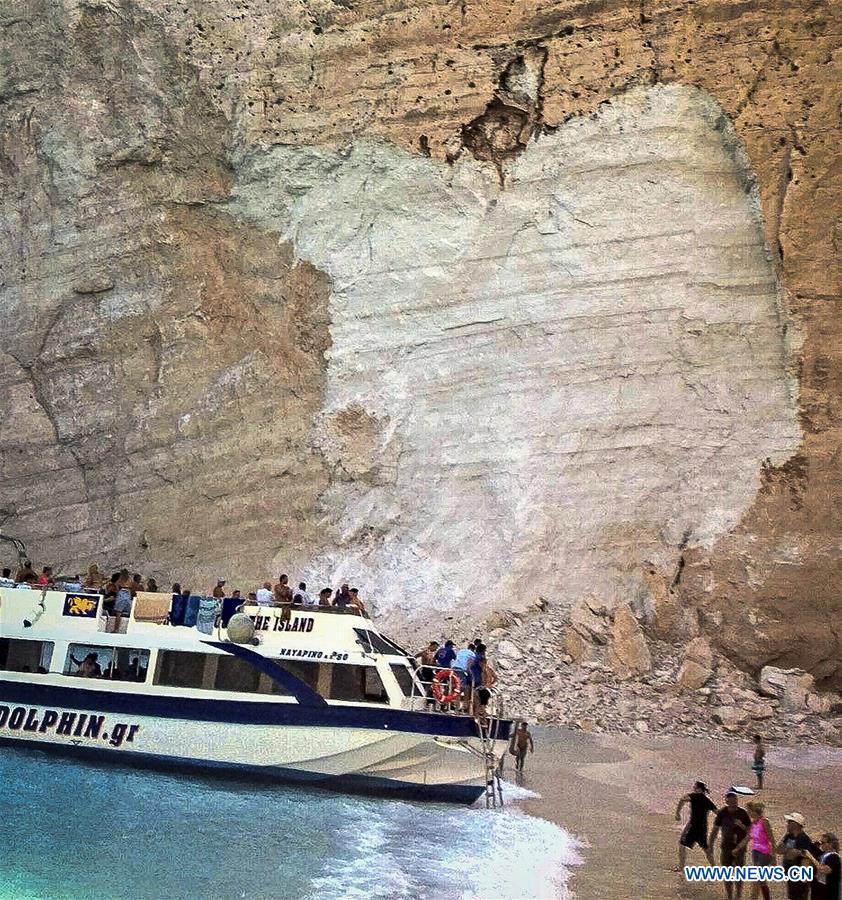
[512, 726, 842, 899]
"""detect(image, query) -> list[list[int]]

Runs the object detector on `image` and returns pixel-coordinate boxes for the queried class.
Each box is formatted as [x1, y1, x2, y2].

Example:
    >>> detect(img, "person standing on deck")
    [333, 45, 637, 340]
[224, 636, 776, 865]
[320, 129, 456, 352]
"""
[212, 578, 226, 599]
[318, 587, 333, 607]
[83, 564, 103, 591]
[415, 641, 439, 697]
[273, 574, 293, 605]
[349, 588, 366, 613]
[675, 781, 716, 869]
[113, 569, 136, 633]
[293, 582, 315, 605]
[434, 640, 456, 669]
[256, 582, 274, 606]
[452, 640, 476, 712]
[333, 584, 352, 607]
[15, 560, 37, 584]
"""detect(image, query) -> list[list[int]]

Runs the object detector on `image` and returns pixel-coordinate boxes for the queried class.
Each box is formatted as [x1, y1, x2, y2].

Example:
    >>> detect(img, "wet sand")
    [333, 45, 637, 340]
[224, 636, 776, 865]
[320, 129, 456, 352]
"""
[510, 726, 842, 899]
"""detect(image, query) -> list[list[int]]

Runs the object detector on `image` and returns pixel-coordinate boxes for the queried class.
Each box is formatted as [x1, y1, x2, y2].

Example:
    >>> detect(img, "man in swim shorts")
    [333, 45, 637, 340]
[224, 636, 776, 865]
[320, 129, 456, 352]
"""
[675, 780, 717, 869]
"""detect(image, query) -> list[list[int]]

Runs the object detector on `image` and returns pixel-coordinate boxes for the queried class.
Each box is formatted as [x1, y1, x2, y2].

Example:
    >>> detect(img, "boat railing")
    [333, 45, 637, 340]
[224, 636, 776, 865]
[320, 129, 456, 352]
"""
[405, 668, 506, 723]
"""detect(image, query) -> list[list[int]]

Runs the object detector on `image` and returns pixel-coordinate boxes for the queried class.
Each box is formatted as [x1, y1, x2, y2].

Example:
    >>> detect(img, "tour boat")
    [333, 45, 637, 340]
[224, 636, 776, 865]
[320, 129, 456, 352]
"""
[0, 584, 512, 804]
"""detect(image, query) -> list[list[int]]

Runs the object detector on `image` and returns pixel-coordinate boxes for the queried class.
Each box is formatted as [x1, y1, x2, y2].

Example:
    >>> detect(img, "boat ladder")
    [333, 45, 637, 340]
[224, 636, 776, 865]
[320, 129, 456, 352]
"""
[476, 694, 505, 809]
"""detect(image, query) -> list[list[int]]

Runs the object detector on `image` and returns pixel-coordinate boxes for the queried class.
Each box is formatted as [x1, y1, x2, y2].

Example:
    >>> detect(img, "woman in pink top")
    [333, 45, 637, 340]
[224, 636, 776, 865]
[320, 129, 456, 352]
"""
[736, 800, 776, 900]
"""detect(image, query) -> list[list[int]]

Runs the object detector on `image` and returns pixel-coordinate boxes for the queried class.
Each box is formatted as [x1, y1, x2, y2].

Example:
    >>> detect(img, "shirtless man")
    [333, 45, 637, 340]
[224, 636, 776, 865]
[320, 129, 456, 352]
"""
[273, 574, 293, 605]
[274, 573, 293, 622]
[514, 722, 534, 772]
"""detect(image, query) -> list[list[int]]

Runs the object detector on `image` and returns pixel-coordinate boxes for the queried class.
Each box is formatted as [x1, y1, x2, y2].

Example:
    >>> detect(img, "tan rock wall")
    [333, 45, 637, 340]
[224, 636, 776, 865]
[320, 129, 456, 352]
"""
[1, 0, 840, 683]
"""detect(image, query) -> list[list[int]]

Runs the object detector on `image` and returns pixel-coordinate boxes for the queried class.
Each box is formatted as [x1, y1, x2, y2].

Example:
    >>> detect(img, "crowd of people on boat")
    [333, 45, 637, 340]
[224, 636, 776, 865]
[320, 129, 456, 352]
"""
[675, 755, 840, 900]
[414, 637, 501, 719]
[0, 559, 367, 629]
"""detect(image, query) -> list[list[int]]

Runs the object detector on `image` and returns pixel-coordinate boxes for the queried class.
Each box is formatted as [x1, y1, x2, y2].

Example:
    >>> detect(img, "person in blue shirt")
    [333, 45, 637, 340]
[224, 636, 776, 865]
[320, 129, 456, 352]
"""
[434, 640, 456, 669]
[452, 641, 477, 711]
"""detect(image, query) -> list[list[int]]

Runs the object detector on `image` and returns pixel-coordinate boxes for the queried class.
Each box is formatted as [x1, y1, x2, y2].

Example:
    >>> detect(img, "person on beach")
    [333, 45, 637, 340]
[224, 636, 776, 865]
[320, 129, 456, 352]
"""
[675, 781, 716, 869]
[752, 734, 767, 790]
[812, 833, 841, 900]
[513, 722, 534, 772]
[777, 813, 818, 900]
[735, 800, 776, 900]
[710, 790, 751, 899]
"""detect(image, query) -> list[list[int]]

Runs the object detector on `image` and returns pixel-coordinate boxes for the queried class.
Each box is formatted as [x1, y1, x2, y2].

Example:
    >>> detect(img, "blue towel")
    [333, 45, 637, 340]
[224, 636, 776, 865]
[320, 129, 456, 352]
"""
[196, 598, 219, 635]
[221, 597, 239, 627]
[169, 593, 187, 626]
[183, 595, 201, 627]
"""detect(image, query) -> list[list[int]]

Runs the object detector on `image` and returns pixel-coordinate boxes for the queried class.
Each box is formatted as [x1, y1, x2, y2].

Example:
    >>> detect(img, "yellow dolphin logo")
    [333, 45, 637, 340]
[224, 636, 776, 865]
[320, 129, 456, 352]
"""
[67, 596, 97, 616]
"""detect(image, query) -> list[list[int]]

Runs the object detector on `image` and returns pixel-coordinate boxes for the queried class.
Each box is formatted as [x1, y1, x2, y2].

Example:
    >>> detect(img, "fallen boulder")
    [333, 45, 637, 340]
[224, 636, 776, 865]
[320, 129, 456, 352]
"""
[677, 659, 712, 691]
[606, 604, 652, 680]
[759, 666, 815, 711]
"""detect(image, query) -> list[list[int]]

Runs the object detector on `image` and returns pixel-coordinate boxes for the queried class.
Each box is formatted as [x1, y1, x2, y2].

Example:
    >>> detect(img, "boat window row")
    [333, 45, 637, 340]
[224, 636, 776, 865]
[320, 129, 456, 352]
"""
[154, 650, 393, 702]
[0, 638, 416, 702]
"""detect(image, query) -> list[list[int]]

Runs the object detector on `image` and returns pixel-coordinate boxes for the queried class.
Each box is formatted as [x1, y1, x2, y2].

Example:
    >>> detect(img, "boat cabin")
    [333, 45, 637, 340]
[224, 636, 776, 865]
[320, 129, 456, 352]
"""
[0, 587, 422, 710]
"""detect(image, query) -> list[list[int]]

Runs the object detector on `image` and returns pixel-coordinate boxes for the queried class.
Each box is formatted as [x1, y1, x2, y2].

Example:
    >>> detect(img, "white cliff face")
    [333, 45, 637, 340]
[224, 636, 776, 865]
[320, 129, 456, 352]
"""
[232, 84, 800, 624]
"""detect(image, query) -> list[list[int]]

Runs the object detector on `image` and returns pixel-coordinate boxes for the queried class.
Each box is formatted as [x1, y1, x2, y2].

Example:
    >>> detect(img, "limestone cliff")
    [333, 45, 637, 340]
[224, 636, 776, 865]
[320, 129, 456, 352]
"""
[0, 0, 839, 685]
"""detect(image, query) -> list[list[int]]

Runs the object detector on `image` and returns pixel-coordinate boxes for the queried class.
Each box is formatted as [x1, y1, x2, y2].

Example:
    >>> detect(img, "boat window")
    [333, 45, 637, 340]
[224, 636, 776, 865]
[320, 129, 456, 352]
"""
[271, 659, 318, 694]
[0, 638, 53, 674]
[389, 664, 415, 696]
[155, 650, 208, 689]
[64, 644, 149, 681]
[214, 655, 261, 694]
[353, 628, 406, 656]
[155, 650, 281, 695]
[326, 664, 385, 702]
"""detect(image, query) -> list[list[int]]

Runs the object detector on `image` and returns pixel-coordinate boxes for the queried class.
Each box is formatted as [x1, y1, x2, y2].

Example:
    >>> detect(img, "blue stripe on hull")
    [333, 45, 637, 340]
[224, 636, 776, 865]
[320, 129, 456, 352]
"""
[0, 736, 486, 805]
[0, 678, 512, 741]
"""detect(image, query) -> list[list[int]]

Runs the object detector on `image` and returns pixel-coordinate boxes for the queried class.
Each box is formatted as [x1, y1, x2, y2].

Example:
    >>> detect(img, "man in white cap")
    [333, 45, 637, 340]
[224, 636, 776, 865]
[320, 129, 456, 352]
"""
[776, 813, 817, 900]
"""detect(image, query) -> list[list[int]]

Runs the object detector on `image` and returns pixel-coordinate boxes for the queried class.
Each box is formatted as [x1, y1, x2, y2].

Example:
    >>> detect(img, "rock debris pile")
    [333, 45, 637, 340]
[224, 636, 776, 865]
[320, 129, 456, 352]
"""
[430, 599, 842, 746]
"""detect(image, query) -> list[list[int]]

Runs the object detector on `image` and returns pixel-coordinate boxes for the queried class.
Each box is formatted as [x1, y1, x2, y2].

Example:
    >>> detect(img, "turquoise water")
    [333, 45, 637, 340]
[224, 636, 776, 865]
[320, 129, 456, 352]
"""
[0, 748, 579, 899]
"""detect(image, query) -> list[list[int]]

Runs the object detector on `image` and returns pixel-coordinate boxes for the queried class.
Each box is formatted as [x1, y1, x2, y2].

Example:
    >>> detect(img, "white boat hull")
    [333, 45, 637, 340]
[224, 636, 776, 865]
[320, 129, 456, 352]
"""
[0, 682, 504, 803]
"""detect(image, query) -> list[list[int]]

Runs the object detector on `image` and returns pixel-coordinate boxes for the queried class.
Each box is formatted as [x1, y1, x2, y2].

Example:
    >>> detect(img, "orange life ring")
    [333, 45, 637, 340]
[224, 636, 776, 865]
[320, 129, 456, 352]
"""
[432, 668, 461, 703]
